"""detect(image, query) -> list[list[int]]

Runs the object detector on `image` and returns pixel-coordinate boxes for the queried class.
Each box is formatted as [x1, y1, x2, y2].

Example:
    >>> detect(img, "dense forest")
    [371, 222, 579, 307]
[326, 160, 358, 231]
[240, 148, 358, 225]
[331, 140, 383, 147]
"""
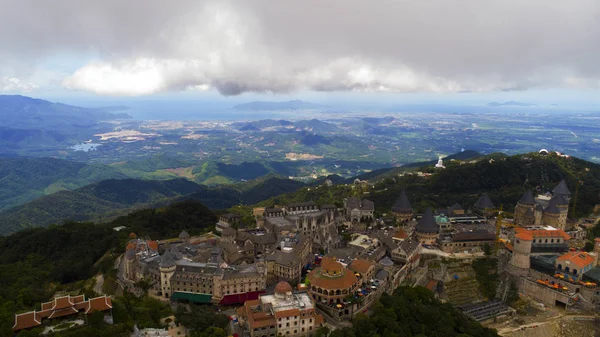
[0, 199, 217, 336]
[259, 152, 600, 218]
[319, 286, 498, 337]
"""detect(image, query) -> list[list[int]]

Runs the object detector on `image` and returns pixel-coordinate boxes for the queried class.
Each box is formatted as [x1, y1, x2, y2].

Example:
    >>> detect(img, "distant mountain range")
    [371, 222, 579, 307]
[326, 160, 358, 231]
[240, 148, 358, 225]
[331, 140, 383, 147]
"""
[0, 95, 130, 130]
[487, 101, 537, 107]
[233, 100, 329, 111]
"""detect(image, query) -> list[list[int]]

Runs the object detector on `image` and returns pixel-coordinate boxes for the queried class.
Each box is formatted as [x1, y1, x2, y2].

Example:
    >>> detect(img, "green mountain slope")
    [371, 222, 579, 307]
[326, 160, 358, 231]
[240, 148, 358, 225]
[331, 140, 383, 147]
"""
[0, 178, 204, 235]
[258, 152, 600, 217]
[0, 175, 306, 235]
[0, 157, 128, 211]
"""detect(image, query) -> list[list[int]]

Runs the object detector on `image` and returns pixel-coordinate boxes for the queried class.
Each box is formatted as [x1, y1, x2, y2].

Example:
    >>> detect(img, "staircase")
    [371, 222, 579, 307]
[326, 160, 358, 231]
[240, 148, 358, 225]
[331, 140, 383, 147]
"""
[443, 277, 485, 305]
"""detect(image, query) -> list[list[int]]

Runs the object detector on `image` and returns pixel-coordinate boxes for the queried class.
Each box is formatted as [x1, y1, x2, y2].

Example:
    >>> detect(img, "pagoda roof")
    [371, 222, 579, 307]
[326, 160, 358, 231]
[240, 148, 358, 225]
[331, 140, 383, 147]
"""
[391, 190, 412, 213]
[474, 193, 495, 209]
[416, 208, 439, 234]
[518, 190, 535, 205]
[553, 179, 571, 196]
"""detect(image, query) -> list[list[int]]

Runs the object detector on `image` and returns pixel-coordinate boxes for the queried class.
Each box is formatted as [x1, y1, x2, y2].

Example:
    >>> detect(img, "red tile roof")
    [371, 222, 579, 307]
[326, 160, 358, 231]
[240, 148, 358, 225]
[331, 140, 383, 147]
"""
[86, 296, 113, 314]
[393, 228, 408, 240]
[12, 312, 41, 331]
[274, 308, 300, 319]
[515, 228, 570, 241]
[348, 259, 374, 275]
[556, 251, 596, 268]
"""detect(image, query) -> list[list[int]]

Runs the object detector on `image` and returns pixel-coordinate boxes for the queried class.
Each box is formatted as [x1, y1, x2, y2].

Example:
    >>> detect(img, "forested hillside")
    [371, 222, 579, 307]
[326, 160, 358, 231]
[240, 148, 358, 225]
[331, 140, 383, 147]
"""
[325, 286, 498, 337]
[0, 175, 305, 235]
[0, 200, 216, 336]
[0, 157, 127, 211]
[260, 152, 600, 217]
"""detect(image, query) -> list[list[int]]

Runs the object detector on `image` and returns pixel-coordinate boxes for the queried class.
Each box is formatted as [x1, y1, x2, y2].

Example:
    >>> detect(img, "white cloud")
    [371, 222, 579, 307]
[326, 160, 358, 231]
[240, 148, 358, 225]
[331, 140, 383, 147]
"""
[0, 77, 38, 92]
[1, 0, 600, 96]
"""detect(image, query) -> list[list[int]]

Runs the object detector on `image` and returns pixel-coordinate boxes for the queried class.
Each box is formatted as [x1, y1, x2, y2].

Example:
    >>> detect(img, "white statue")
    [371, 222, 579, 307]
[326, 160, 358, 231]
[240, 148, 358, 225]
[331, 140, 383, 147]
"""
[435, 156, 445, 169]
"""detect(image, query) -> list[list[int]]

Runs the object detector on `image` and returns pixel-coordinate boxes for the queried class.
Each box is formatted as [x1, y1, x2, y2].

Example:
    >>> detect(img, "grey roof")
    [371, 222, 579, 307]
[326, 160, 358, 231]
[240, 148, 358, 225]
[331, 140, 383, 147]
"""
[374, 269, 389, 281]
[449, 203, 463, 211]
[544, 198, 561, 214]
[552, 193, 569, 206]
[391, 190, 412, 213]
[399, 239, 420, 255]
[378, 256, 394, 267]
[170, 245, 183, 260]
[519, 190, 535, 205]
[159, 252, 176, 268]
[178, 230, 190, 239]
[474, 193, 495, 209]
[361, 199, 375, 211]
[266, 250, 300, 265]
[321, 204, 336, 209]
[223, 213, 241, 219]
[250, 232, 277, 245]
[553, 179, 571, 196]
[416, 208, 439, 233]
[125, 249, 136, 260]
[347, 197, 374, 211]
[222, 226, 237, 236]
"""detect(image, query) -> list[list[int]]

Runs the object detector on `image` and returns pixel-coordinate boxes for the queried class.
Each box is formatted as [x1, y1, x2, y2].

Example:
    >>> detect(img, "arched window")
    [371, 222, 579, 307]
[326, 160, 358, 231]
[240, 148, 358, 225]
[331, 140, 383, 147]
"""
[573, 269, 578, 275]
[565, 267, 570, 273]
[558, 264, 562, 270]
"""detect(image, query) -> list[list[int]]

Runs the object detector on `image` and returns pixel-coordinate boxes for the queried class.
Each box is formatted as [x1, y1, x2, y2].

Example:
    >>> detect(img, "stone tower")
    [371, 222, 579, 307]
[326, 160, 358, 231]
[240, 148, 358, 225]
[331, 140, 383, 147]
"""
[514, 190, 536, 226]
[391, 190, 413, 222]
[415, 208, 439, 245]
[159, 252, 176, 298]
[507, 232, 533, 277]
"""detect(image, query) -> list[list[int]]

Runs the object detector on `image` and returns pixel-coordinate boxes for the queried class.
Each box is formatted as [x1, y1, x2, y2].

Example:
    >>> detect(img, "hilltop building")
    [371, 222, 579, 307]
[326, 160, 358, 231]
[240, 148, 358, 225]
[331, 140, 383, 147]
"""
[391, 190, 413, 222]
[514, 180, 570, 229]
[237, 281, 324, 337]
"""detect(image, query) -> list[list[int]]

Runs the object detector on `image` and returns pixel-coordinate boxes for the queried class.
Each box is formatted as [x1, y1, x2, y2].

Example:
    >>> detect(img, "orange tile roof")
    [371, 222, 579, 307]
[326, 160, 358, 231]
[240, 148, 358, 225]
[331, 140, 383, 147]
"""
[274, 308, 300, 319]
[320, 257, 343, 274]
[41, 302, 53, 311]
[307, 266, 358, 291]
[425, 280, 437, 291]
[48, 307, 78, 319]
[515, 228, 570, 241]
[248, 311, 276, 329]
[515, 233, 533, 241]
[12, 312, 41, 331]
[52, 296, 74, 310]
[86, 296, 113, 314]
[348, 259, 374, 275]
[148, 240, 159, 251]
[505, 242, 514, 251]
[556, 251, 595, 268]
[315, 314, 324, 325]
[393, 228, 408, 240]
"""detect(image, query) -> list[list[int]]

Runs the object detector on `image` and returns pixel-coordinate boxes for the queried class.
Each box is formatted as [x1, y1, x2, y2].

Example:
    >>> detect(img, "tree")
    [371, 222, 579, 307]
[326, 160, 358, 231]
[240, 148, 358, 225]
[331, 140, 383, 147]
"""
[506, 281, 519, 305]
[483, 243, 492, 256]
[88, 310, 105, 327]
[315, 326, 330, 337]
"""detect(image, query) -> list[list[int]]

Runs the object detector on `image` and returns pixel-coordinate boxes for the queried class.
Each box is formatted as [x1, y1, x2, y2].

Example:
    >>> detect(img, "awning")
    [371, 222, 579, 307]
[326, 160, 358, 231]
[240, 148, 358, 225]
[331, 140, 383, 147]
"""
[219, 290, 266, 306]
[171, 292, 212, 304]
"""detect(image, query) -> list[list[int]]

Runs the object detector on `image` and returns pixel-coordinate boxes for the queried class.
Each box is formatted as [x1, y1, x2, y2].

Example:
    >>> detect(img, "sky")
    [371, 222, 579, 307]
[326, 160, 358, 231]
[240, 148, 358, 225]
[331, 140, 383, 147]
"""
[1, 0, 599, 108]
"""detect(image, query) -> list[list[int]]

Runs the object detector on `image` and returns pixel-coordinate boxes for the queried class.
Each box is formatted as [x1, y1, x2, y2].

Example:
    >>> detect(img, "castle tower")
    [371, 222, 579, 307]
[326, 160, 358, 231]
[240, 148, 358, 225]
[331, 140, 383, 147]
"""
[514, 190, 536, 226]
[507, 232, 533, 277]
[124, 248, 136, 281]
[391, 190, 413, 222]
[158, 252, 176, 298]
[415, 208, 439, 245]
[543, 196, 567, 229]
[552, 179, 571, 203]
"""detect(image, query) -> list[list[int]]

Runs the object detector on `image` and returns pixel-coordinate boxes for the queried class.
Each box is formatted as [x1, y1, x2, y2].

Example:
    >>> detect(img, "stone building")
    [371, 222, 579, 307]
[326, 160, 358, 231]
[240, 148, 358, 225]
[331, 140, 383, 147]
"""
[514, 180, 570, 229]
[237, 281, 324, 337]
[344, 197, 374, 224]
[129, 245, 268, 305]
[439, 231, 496, 253]
[414, 208, 439, 245]
[306, 257, 360, 305]
[391, 190, 413, 222]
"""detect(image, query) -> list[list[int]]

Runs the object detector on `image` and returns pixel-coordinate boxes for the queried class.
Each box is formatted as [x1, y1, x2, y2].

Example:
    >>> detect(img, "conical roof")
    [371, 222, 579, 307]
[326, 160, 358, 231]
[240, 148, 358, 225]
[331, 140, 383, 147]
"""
[474, 193, 495, 209]
[379, 256, 394, 267]
[416, 208, 439, 234]
[159, 252, 176, 268]
[392, 190, 412, 213]
[553, 180, 571, 196]
[178, 230, 190, 239]
[545, 197, 562, 214]
[170, 244, 183, 260]
[518, 190, 535, 205]
[552, 193, 569, 206]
